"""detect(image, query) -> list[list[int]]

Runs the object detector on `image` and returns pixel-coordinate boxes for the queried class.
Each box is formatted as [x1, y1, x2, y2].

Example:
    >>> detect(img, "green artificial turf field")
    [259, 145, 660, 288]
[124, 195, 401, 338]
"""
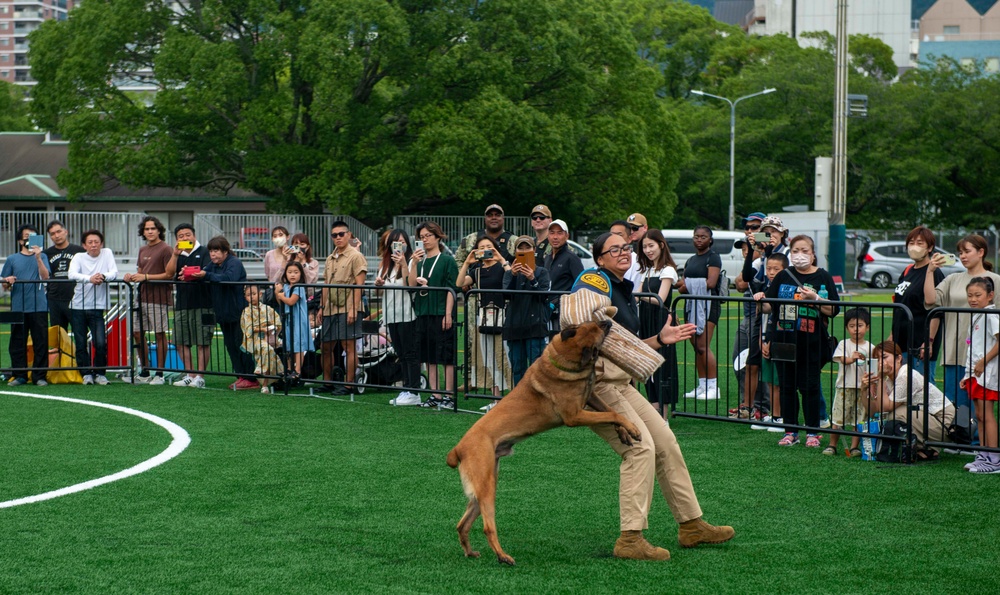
[0, 381, 996, 594]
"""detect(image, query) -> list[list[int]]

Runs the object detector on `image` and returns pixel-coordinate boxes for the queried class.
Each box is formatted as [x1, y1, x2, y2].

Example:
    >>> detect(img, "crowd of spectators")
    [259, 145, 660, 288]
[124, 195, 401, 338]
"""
[2, 211, 998, 470]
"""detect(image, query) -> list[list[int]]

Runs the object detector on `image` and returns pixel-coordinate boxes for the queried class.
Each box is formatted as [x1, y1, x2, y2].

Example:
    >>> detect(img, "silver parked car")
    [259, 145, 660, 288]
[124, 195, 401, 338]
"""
[856, 240, 964, 288]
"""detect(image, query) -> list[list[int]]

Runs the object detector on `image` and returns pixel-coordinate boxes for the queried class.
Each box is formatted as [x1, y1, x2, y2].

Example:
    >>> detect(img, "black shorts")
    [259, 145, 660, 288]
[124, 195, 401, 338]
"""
[417, 315, 456, 365]
[746, 317, 762, 366]
[707, 301, 721, 325]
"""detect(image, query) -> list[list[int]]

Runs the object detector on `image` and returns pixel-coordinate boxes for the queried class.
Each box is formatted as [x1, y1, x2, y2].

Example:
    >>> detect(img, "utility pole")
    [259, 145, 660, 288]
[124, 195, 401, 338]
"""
[829, 0, 849, 280]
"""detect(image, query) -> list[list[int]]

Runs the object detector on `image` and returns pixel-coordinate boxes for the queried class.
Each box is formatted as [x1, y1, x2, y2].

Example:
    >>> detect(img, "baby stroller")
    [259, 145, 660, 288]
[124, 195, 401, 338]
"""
[354, 320, 400, 393]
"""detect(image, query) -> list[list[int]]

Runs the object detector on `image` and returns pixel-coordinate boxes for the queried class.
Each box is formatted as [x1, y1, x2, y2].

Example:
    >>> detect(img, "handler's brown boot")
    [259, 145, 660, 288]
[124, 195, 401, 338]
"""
[678, 517, 735, 548]
[613, 530, 671, 561]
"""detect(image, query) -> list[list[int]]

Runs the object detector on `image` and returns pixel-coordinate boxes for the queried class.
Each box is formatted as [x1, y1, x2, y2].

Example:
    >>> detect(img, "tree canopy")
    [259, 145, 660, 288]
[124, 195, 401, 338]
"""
[0, 82, 32, 132]
[28, 0, 687, 228]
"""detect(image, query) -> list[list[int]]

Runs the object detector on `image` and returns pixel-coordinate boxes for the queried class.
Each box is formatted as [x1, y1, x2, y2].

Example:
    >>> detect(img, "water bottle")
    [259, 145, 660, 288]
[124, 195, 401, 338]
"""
[818, 284, 828, 300]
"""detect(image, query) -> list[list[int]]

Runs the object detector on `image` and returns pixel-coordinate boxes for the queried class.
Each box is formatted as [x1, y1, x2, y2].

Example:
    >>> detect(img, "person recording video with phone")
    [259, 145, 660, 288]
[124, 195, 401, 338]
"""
[168, 223, 213, 388]
[1, 224, 52, 386]
[458, 235, 512, 403]
[503, 236, 551, 391]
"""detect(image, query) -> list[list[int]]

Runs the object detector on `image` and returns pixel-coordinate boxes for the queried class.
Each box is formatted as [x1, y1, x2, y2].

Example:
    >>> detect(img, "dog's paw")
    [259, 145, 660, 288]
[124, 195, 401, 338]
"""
[497, 553, 516, 566]
[624, 422, 642, 442]
[466, 550, 481, 559]
[615, 425, 634, 446]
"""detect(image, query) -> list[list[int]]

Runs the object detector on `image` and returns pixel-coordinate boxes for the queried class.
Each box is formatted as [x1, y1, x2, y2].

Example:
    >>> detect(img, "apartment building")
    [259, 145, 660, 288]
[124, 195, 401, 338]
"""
[0, 0, 73, 85]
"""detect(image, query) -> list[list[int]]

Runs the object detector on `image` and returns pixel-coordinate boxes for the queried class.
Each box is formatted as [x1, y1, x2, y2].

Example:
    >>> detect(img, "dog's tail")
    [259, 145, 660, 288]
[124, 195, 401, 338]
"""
[446, 447, 460, 468]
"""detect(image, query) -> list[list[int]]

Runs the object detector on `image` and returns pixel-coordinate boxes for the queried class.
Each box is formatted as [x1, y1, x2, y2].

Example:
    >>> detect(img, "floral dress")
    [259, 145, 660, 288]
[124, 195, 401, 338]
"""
[241, 302, 284, 376]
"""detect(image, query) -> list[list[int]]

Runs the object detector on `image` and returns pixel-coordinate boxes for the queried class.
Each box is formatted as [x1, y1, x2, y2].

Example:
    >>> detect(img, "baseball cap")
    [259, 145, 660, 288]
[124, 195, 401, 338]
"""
[759, 215, 786, 233]
[627, 213, 647, 227]
[548, 219, 569, 233]
[514, 235, 535, 250]
[485, 204, 504, 215]
[742, 212, 766, 226]
[531, 204, 552, 218]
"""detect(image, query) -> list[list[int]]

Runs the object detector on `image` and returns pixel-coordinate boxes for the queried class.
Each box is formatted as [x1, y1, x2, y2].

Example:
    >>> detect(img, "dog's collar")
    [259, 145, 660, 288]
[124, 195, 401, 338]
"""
[548, 354, 588, 374]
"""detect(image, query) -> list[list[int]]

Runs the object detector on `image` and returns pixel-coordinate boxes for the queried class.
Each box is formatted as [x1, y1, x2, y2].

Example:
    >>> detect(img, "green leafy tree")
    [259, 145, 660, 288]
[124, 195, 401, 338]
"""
[28, 0, 687, 228]
[0, 82, 32, 131]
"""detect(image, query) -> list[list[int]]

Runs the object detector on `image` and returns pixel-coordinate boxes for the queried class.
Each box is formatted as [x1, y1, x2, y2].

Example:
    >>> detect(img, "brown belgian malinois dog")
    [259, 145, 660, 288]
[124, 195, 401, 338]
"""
[446, 320, 642, 565]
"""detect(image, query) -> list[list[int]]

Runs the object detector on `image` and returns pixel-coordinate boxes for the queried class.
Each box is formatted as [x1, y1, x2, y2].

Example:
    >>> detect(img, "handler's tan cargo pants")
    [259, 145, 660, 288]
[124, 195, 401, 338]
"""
[590, 358, 703, 530]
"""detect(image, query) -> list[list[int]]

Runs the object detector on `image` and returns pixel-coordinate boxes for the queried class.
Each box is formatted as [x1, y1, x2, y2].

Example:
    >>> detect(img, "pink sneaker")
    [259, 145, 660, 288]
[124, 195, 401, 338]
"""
[234, 378, 259, 390]
[778, 433, 799, 446]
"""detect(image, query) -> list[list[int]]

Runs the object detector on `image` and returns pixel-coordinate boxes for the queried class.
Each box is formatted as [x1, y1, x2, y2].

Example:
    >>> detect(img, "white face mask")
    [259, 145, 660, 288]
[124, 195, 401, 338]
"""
[789, 253, 812, 269]
[907, 245, 926, 261]
[273, 236, 287, 248]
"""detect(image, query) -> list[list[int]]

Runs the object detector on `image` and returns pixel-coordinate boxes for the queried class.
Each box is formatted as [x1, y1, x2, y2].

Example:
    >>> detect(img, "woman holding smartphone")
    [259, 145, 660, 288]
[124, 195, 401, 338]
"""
[375, 230, 422, 406]
[458, 236, 512, 400]
[409, 221, 459, 408]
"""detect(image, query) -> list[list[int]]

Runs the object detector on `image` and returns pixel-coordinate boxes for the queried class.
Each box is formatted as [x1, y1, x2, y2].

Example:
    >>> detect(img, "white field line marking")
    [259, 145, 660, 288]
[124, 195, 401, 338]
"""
[0, 391, 191, 509]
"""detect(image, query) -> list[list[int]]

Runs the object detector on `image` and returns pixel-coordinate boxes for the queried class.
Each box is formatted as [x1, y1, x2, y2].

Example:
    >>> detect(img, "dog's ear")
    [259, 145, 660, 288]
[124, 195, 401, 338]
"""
[560, 327, 578, 342]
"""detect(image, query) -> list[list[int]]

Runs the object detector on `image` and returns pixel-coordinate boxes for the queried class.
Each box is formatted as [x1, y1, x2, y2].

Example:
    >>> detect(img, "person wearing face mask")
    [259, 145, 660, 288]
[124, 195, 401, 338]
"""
[762, 235, 840, 448]
[928, 235, 1000, 425]
[889, 226, 944, 382]
[264, 226, 292, 283]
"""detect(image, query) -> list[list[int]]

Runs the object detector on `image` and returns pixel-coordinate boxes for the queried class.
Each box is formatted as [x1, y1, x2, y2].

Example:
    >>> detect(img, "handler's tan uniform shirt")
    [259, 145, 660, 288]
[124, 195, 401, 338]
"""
[323, 246, 367, 315]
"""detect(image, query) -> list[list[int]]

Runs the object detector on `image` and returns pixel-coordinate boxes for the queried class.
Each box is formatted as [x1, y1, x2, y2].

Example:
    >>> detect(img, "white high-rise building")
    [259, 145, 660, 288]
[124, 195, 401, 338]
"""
[746, 0, 912, 71]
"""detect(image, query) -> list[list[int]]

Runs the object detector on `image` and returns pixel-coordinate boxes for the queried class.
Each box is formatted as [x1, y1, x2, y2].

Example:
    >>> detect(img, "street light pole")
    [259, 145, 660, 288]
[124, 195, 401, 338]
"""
[691, 88, 776, 230]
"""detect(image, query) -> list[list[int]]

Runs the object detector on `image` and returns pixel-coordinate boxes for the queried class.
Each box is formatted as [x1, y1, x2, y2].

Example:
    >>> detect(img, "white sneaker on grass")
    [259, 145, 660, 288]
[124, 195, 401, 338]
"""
[390, 392, 422, 406]
[95, 375, 109, 386]
[191, 376, 206, 388]
[122, 374, 151, 384]
[148, 375, 166, 386]
[173, 376, 194, 387]
[82, 375, 94, 385]
[767, 417, 785, 433]
[750, 415, 772, 431]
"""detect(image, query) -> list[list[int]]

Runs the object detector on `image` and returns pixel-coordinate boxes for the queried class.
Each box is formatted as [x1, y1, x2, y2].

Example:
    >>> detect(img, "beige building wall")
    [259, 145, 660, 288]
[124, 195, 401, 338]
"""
[920, 0, 997, 40]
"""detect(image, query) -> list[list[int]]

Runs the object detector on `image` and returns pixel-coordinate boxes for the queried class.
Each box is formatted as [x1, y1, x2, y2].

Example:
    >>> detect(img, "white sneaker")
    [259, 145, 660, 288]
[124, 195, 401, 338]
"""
[148, 375, 166, 385]
[95, 375, 109, 386]
[191, 376, 206, 388]
[684, 387, 700, 399]
[820, 418, 832, 429]
[82, 375, 94, 385]
[750, 415, 772, 430]
[694, 386, 719, 400]
[767, 417, 786, 432]
[390, 392, 422, 406]
[122, 374, 151, 384]
[173, 376, 194, 387]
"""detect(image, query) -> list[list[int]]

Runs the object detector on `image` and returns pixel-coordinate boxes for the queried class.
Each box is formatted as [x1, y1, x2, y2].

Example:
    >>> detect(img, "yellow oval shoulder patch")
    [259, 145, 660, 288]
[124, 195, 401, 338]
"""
[579, 272, 609, 294]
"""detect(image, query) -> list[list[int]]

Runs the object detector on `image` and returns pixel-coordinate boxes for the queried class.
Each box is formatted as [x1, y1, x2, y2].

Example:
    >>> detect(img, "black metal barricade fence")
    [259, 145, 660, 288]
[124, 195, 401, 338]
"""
[131, 281, 460, 404]
[0, 279, 134, 383]
[669, 293, 920, 457]
[923, 306, 1000, 456]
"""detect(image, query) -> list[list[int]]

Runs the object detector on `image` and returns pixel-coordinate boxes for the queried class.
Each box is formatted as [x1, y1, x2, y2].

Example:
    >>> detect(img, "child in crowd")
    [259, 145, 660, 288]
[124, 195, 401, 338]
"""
[241, 284, 284, 393]
[960, 277, 1000, 473]
[751, 252, 788, 432]
[276, 261, 310, 382]
[825, 308, 873, 457]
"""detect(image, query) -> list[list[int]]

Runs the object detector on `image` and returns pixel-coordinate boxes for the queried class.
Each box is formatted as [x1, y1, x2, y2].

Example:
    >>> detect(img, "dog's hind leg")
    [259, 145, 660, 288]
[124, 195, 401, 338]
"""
[480, 457, 515, 566]
[456, 495, 481, 558]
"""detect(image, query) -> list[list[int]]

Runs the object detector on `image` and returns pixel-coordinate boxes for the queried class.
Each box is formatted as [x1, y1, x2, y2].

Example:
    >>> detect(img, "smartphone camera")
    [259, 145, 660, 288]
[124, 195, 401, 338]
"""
[288, 245, 301, 254]
[482, 249, 494, 259]
[391, 241, 405, 255]
[753, 232, 768, 243]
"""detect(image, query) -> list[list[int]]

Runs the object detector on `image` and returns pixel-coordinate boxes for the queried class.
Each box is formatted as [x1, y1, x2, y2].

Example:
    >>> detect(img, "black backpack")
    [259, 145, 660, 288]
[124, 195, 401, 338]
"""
[875, 420, 912, 463]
